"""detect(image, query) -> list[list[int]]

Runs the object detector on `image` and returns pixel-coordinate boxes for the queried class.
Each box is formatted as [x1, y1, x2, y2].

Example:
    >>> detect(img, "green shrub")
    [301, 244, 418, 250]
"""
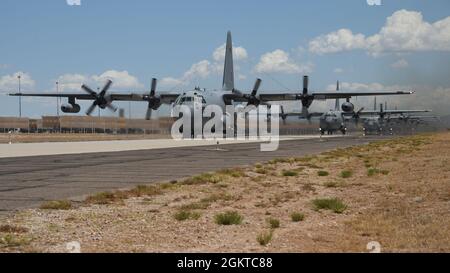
[312, 198, 347, 213]
[214, 211, 243, 225]
[282, 170, 298, 177]
[340, 170, 353, 178]
[257, 230, 273, 246]
[267, 218, 280, 229]
[290, 212, 305, 222]
[173, 210, 201, 221]
[317, 170, 329, 177]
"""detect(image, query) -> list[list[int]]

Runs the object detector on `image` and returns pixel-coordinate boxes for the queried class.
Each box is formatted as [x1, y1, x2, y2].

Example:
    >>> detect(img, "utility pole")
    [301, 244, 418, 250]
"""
[56, 81, 60, 117]
[17, 75, 22, 117]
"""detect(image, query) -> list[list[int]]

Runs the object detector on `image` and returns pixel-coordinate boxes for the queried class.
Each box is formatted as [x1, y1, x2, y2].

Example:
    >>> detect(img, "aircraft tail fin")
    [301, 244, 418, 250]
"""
[222, 31, 235, 91]
[334, 81, 340, 111]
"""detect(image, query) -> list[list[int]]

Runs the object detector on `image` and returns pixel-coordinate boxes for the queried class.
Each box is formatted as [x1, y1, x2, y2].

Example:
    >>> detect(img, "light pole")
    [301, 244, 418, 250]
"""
[17, 75, 22, 118]
[56, 81, 60, 117]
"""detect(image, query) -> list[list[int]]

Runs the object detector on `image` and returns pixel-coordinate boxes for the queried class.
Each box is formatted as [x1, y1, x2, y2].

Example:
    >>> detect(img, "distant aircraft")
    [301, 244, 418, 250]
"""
[283, 83, 430, 135]
[9, 32, 415, 126]
[360, 102, 431, 135]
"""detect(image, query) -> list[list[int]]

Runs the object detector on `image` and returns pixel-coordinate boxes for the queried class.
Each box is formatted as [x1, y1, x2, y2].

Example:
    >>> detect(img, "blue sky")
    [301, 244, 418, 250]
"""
[1, 0, 450, 117]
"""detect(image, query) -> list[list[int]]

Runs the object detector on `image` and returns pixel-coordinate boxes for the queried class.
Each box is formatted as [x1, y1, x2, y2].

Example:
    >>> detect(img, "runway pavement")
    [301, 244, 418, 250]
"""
[0, 135, 334, 158]
[0, 135, 389, 213]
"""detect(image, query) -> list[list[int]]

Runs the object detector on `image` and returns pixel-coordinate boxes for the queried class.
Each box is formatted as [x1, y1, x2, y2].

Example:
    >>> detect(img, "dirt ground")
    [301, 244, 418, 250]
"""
[0, 133, 170, 143]
[1, 132, 449, 253]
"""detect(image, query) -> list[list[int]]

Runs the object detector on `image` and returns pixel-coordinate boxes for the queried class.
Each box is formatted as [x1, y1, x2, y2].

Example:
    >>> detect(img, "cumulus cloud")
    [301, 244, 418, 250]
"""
[391, 59, 409, 69]
[309, 29, 366, 54]
[212, 43, 248, 62]
[160, 41, 249, 88]
[56, 74, 88, 91]
[254, 49, 313, 74]
[0, 72, 35, 93]
[309, 10, 450, 55]
[92, 70, 143, 89]
[56, 70, 143, 92]
[160, 60, 212, 87]
[159, 77, 184, 87]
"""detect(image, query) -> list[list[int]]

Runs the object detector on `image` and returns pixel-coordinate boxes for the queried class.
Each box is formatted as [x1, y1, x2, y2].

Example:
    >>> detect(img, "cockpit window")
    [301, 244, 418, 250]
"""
[176, 94, 206, 105]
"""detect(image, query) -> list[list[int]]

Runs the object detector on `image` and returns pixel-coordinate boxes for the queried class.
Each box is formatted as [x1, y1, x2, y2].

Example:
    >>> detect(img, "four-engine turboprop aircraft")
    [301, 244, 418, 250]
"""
[359, 100, 432, 135]
[9, 32, 415, 124]
[283, 82, 430, 135]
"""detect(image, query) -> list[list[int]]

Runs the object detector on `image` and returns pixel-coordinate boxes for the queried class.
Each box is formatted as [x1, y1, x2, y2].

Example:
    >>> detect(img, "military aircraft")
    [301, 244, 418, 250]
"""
[283, 83, 430, 136]
[9, 31, 415, 125]
[281, 81, 364, 135]
[360, 101, 431, 135]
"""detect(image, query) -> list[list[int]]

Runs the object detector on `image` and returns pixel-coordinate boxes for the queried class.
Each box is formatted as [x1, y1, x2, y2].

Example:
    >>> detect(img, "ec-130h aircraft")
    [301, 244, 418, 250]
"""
[9, 31, 415, 123]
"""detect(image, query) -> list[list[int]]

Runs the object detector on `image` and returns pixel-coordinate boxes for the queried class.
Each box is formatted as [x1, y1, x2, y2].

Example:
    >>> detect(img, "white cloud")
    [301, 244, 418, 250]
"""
[309, 29, 366, 54]
[212, 43, 248, 62]
[238, 74, 247, 80]
[0, 72, 35, 93]
[0, 64, 8, 69]
[334, 68, 344, 73]
[160, 42, 248, 88]
[391, 59, 409, 69]
[254, 49, 313, 74]
[57, 70, 143, 92]
[159, 77, 184, 87]
[309, 10, 450, 55]
[160, 60, 212, 87]
[91, 70, 143, 89]
[56, 74, 88, 91]
[182, 60, 211, 79]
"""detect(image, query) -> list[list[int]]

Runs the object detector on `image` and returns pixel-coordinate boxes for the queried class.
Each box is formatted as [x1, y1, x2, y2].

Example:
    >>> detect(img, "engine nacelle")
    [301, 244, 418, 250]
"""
[341, 102, 354, 113]
[61, 103, 81, 113]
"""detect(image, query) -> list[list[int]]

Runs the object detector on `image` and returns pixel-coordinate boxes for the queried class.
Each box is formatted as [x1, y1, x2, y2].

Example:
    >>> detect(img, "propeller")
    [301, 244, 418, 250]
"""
[280, 105, 288, 125]
[145, 78, 162, 120]
[379, 103, 386, 120]
[82, 80, 117, 116]
[297, 75, 314, 118]
[353, 107, 365, 125]
[243, 78, 263, 106]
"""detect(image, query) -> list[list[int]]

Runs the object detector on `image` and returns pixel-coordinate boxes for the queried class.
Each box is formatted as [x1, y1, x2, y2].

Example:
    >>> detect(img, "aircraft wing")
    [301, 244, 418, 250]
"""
[355, 109, 430, 116]
[9, 93, 95, 100]
[306, 91, 414, 100]
[255, 91, 414, 102]
[9, 92, 180, 104]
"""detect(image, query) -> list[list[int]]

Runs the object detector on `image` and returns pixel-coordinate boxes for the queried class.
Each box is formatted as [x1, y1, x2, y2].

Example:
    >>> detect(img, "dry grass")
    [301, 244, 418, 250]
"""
[40, 200, 72, 210]
[290, 212, 305, 222]
[0, 225, 28, 233]
[257, 230, 274, 246]
[214, 211, 243, 225]
[312, 198, 347, 214]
